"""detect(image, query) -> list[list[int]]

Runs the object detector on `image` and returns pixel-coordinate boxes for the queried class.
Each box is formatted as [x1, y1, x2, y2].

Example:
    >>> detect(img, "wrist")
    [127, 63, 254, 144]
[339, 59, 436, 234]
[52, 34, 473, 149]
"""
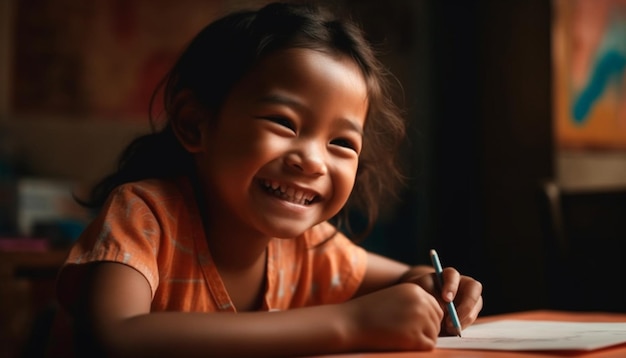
[398, 265, 434, 283]
[335, 300, 365, 352]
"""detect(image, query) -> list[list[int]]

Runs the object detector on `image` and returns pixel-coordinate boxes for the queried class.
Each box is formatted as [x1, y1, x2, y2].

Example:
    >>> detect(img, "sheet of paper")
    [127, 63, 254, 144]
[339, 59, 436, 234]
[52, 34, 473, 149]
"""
[436, 320, 626, 351]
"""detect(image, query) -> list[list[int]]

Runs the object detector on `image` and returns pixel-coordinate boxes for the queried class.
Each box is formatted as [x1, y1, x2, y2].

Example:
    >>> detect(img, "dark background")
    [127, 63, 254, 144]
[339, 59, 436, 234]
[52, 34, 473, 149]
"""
[347, 0, 553, 316]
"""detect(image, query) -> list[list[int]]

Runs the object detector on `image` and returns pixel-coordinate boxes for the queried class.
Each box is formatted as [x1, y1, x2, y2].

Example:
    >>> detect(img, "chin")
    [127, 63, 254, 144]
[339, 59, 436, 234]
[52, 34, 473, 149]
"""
[267, 228, 309, 239]
[259, 221, 314, 239]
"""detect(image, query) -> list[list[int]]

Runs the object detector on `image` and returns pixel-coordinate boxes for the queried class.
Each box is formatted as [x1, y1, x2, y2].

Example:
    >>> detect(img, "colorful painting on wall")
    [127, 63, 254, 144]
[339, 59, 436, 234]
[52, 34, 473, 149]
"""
[553, 0, 626, 150]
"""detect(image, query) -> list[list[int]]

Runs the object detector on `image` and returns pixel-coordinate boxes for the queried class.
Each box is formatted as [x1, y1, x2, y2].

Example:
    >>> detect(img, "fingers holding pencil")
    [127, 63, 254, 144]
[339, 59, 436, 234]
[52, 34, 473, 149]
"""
[437, 267, 461, 302]
[429, 250, 462, 336]
[455, 277, 484, 328]
[436, 267, 482, 328]
[429, 249, 483, 336]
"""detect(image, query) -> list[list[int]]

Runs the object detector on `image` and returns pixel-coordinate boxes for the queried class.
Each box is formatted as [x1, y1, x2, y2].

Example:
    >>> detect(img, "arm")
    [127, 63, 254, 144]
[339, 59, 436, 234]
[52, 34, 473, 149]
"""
[71, 262, 442, 357]
[74, 262, 349, 357]
[356, 252, 483, 333]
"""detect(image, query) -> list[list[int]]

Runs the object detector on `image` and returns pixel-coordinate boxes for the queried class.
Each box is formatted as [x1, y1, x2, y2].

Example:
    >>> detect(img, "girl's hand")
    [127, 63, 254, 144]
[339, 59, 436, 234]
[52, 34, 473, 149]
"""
[403, 267, 483, 335]
[344, 283, 444, 351]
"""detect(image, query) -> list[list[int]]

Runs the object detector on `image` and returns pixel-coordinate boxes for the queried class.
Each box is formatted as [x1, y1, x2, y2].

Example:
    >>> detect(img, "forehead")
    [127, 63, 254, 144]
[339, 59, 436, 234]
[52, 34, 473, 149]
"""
[257, 48, 365, 81]
[230, 48, 369, 124]
[240, 48, 367, 99]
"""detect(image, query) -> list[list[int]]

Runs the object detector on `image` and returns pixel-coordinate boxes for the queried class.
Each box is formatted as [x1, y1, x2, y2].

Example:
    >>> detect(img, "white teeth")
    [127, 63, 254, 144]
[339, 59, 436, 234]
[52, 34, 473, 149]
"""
[260, 180, 316, 205]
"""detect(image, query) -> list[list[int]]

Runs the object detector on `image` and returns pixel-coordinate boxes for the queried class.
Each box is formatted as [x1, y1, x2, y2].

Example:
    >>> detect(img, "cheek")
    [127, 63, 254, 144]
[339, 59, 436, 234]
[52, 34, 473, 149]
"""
[209, 127, 272, 167]
[334, 161, 359, 201]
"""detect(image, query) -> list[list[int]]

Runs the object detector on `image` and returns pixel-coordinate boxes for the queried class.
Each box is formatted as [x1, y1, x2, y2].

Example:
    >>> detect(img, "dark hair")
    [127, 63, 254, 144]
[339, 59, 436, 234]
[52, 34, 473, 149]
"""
[80, 2, 406, 240]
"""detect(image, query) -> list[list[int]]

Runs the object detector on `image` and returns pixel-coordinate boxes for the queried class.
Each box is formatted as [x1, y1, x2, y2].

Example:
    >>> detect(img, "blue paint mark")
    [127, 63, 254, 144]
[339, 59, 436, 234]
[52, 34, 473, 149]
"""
[572, 49, 626, 125]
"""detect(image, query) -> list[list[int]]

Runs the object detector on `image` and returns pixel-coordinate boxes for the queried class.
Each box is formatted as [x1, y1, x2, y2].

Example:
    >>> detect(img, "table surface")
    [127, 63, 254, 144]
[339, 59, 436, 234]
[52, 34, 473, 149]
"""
[309, 310, 626, 358]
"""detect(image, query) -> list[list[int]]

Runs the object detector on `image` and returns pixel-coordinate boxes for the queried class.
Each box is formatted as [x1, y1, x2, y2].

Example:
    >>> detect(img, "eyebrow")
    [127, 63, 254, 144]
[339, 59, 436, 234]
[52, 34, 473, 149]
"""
[336, 117, 364, 136]
[259, 93, 364, 135]
[259, 93, 305, 109]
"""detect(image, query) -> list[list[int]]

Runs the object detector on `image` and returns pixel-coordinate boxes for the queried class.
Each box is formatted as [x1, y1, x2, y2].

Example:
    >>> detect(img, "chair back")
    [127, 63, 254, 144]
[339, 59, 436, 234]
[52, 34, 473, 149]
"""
[538, 181, 626, 312]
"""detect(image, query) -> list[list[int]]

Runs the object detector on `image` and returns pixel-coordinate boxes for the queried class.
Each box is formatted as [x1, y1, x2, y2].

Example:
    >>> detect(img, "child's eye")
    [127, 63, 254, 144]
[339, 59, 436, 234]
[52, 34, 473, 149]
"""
[330, 138, 359, 152]
[262, 116, 296, 132]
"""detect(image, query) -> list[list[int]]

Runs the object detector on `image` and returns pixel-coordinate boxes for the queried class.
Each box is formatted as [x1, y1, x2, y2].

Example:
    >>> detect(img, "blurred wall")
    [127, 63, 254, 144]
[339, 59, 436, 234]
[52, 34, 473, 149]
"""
[1, 0, 625, 316]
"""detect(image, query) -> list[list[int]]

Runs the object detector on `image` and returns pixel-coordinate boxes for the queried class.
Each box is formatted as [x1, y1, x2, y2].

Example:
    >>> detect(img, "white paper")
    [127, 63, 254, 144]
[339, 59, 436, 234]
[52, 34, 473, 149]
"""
[436, 320, 626, 351]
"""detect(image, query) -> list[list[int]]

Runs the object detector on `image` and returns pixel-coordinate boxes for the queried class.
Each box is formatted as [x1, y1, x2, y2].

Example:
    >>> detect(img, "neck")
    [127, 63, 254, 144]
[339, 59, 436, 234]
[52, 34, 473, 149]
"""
[191, 177, 271, 271]
[204, 212, 271, 271]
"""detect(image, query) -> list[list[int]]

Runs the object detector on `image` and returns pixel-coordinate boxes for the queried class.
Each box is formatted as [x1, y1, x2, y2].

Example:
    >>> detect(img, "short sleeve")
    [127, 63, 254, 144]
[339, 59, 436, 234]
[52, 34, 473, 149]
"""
[57, 184, 162, 311]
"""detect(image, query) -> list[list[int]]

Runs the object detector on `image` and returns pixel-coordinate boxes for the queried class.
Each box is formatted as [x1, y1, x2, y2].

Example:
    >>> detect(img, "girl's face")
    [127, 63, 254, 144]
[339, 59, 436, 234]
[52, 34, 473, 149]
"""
[196, 48, 368, 239]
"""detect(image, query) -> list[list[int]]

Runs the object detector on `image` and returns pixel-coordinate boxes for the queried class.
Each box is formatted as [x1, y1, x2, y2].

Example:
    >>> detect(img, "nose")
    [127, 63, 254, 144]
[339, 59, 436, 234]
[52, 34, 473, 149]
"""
[285, 140, 328, 176]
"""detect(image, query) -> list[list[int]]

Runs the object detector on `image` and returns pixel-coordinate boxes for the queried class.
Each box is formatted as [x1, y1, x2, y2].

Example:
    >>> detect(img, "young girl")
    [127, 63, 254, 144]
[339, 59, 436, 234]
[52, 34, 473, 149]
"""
[56, 2, 482, 357]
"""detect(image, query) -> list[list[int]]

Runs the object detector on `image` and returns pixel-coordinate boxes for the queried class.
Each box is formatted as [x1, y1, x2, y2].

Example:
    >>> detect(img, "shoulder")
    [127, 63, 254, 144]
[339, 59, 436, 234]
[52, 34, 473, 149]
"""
[111, 177, 185, 201]
[91, 177, 197, 238]
[104, 177, 191, 212]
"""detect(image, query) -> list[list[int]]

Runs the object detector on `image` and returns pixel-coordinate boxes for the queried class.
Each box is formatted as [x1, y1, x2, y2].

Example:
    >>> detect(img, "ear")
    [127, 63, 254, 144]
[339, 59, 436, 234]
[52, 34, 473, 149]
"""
[170, 90, 207, 153]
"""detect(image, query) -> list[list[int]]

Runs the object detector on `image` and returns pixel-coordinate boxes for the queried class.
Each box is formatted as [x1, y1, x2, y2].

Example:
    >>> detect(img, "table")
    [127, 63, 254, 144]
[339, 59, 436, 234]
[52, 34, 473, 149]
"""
[312, 310, 626, 358]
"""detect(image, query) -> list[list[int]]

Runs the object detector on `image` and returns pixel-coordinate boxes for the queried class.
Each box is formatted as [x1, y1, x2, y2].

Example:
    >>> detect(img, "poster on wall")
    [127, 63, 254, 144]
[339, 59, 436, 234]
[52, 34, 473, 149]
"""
[553, 0, 626, 150]
[11, 0, 228, 121]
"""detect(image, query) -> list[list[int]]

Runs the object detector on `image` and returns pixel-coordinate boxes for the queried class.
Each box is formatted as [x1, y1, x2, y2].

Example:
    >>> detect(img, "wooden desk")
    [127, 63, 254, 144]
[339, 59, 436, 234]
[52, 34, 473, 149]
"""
[312, 310, 626, 358]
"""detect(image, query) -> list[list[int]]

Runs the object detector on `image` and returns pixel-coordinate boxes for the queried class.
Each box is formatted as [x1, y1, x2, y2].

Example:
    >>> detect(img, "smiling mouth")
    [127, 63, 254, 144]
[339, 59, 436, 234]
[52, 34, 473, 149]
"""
[260, 180, 318, 206]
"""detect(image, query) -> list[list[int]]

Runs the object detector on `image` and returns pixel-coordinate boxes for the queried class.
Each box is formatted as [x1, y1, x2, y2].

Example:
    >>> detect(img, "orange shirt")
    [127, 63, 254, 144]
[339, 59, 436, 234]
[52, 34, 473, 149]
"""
[57, 177, 368, 313]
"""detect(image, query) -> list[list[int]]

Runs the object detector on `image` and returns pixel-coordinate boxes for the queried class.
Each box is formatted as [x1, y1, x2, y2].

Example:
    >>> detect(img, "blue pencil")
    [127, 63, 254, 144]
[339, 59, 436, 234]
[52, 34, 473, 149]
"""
[429, 249, 463, 337]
